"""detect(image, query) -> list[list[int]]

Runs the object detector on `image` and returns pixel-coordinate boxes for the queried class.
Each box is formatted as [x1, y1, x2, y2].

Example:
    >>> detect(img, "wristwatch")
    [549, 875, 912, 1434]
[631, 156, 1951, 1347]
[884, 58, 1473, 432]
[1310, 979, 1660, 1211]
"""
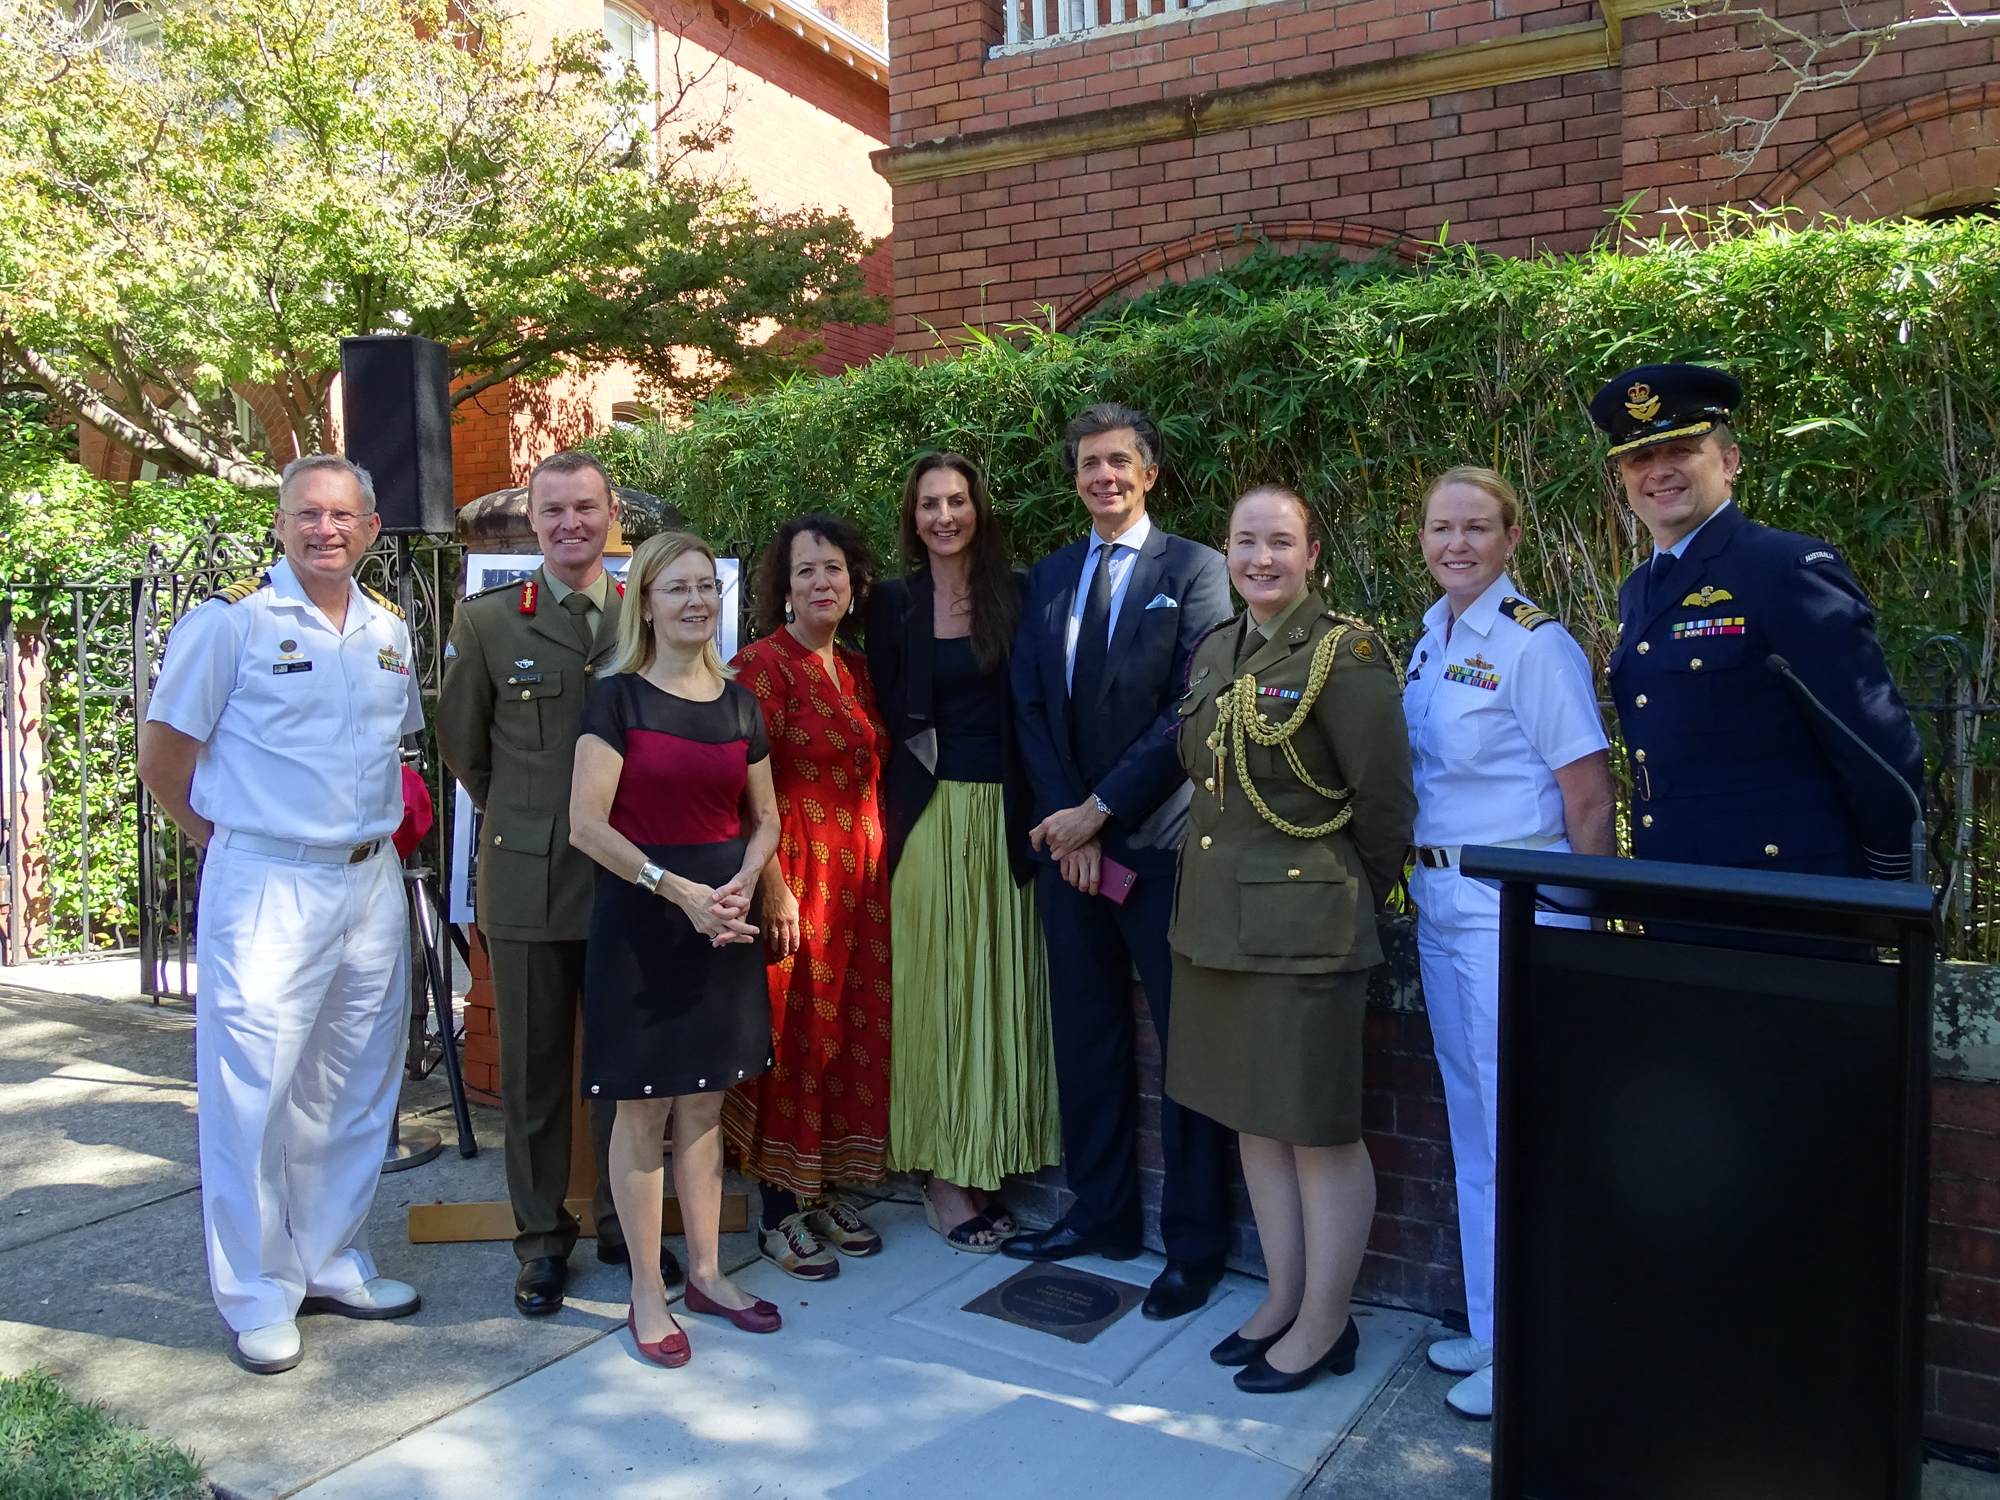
[1093, 795, 1112, 818]
[634, 861, 666, 893]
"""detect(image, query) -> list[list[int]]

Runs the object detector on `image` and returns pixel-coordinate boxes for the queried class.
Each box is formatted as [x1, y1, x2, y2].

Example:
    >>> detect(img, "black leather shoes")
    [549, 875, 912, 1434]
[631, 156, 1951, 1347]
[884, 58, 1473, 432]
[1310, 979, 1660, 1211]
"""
[597, 1239, 685, 1286]
[1143, 1259, 1226, 1321]
[1210, 1317, 1294, 1366]
[998, 1222, 1142, 1262]
[1234, 1318, 1360, 1393]
[514, 1256, 567, 1317]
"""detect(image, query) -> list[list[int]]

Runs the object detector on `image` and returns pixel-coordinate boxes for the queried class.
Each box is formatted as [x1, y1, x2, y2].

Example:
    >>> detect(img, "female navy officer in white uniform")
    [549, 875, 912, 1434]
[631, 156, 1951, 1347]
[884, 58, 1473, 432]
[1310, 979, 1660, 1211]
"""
[1404, 466, 1616, 1420]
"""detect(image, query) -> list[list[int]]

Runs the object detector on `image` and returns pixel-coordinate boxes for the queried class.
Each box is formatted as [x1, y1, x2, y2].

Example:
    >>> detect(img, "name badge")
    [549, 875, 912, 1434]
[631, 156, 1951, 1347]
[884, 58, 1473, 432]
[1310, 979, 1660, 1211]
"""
[272, 660, 312, 675]
[506, 673, 542, 685]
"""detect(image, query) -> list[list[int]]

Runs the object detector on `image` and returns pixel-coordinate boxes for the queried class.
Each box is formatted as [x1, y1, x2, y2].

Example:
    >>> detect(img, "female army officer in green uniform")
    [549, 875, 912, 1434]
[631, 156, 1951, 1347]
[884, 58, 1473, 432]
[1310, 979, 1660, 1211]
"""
[1168, 485, 1416, 1395]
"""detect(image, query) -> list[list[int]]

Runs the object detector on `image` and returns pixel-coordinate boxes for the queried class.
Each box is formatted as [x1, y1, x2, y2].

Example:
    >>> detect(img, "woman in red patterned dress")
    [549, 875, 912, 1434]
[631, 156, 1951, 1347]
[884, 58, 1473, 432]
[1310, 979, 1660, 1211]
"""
[725, 513, 894, 1281]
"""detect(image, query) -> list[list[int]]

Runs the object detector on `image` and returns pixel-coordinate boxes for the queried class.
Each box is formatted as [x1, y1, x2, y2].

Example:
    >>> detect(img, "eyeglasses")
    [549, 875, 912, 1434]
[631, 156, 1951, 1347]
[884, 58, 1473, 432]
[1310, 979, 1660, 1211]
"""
[649, 580, 721, 602]
[280, 507, 371, 533]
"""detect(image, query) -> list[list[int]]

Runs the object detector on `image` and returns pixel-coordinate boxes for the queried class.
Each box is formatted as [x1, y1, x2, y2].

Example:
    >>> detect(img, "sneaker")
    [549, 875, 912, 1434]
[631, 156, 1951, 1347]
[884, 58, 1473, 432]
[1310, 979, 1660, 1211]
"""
[806, 1197, 884, 1257]
[299, 1277, 421, 1320]
[1446, 1364, 1494, 1420]
[1426, 1336, 1494, 1375]
[759, 1213, 841, 1281]
[233, 1320, 302, 1375]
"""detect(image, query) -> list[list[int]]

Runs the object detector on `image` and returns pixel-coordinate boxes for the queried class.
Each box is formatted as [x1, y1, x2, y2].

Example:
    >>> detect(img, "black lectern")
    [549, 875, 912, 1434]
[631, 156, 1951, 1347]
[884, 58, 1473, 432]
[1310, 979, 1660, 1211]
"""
[1460, 847, 1936, 1500]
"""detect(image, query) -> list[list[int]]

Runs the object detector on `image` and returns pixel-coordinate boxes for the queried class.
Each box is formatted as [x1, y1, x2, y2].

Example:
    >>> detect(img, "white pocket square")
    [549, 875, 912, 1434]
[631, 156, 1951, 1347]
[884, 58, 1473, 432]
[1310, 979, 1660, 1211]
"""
[1144, 594, 1178, 610]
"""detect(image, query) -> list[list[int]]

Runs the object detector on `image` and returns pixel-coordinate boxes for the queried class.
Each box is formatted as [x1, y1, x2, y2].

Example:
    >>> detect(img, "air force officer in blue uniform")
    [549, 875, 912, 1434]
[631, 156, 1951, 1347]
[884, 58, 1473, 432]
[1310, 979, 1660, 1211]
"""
[1594, 363, 1923, 879]
[1005, 402, 1236, 1323]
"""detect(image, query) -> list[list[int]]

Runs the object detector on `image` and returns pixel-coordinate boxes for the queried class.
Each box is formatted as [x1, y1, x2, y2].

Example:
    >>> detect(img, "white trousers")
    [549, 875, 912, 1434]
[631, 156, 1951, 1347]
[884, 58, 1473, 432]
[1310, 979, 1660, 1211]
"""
[195, 839, 408, 1332]
[1412, 859, 1586, 1344]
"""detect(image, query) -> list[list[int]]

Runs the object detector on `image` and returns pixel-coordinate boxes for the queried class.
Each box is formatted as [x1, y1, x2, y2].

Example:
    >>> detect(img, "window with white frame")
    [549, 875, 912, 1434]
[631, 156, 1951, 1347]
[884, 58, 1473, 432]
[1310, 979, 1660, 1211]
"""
[1001, 0, 1258, 50]
[603, 3, 657, 155]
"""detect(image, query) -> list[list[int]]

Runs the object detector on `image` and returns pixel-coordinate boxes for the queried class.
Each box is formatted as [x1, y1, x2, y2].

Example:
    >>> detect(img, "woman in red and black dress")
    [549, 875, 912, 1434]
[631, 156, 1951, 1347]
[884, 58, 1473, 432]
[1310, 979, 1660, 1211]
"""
[725, 513, 895, 1282]
[572, 531, 783, 1369]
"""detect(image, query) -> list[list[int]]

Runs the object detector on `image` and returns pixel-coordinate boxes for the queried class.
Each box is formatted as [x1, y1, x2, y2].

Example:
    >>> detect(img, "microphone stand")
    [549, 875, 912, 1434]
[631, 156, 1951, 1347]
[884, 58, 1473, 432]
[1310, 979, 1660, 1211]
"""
[1766, 654, 1928, 887]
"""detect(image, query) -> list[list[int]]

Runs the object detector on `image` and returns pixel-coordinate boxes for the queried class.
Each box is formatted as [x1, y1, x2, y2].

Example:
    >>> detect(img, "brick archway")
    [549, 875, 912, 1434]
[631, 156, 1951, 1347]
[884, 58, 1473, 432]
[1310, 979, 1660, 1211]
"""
[1762, 83, 2000, 222]
[1051, 220, 1430, 332]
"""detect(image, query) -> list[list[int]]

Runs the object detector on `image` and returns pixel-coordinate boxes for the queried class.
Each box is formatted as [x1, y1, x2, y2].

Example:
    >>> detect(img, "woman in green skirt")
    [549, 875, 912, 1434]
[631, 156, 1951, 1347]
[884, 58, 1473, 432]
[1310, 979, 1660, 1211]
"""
[867, 453, 1061, 1249]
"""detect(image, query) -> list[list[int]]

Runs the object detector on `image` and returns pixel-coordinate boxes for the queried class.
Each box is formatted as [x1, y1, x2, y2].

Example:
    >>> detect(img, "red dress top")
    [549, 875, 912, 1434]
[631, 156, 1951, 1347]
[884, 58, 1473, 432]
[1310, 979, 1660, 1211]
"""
[722, 627, 893, 1194]
[580, 673, 770, 846]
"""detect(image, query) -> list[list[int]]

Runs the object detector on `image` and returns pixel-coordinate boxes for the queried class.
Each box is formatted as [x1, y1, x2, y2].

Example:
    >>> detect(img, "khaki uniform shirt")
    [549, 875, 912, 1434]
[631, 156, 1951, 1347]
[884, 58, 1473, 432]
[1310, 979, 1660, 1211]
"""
[436, 564, 624, 942]
[1169, 591, 1416, 974]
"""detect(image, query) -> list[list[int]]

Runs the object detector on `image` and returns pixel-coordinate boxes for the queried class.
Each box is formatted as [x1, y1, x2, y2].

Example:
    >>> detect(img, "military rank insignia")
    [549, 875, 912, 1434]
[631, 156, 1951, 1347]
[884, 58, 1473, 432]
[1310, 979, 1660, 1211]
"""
[1672, 616, 1745, 639]
[1444, 661, 1501, 691]
[519, 580, 538, 614]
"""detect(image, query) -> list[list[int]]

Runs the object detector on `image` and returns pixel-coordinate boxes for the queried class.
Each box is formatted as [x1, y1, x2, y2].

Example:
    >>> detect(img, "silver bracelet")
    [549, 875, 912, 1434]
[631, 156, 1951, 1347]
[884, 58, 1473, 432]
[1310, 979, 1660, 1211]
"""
[634, 861, 665, 893]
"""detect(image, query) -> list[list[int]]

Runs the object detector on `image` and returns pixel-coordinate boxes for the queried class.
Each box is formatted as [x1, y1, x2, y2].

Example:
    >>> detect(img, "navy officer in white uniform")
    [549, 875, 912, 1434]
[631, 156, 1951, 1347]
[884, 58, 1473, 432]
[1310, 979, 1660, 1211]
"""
[137, 454, 426, 1375]
[1402, 465, 1617, 1420]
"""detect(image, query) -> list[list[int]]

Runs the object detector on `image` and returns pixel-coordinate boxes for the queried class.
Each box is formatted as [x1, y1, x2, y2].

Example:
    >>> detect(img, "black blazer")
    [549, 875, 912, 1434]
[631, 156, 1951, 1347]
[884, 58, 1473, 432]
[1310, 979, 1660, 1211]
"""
[1010, 524, 1232, 881]
[866, 570, 1035, 885]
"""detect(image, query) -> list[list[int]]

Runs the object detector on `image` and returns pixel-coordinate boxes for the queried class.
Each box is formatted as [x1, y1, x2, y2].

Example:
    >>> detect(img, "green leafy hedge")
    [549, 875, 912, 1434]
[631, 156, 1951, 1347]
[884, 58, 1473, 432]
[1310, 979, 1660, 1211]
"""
[592, 214, 2000, 696]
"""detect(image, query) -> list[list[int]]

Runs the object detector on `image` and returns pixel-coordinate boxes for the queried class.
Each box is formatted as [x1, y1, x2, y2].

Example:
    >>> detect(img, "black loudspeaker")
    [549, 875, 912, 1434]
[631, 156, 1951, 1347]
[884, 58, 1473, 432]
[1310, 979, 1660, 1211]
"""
[340, 335, 455, 536]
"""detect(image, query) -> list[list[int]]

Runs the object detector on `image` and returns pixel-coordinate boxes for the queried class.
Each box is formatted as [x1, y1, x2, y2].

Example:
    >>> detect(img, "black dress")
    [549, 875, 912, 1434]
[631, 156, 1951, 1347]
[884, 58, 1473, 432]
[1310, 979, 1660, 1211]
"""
[579, 674, 774, 1101]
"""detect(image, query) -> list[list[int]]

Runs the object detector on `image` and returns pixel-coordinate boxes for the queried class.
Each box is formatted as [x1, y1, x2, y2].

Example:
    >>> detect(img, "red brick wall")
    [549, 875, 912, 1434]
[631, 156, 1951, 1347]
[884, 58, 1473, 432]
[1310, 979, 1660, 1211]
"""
[880, 0, 2000, 351]
[1931, 1077, 2000, 1449]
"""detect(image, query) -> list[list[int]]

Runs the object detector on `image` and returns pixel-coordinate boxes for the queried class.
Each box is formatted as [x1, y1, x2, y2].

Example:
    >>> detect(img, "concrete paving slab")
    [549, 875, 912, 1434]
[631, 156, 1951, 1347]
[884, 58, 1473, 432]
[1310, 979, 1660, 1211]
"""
[0, 980, 756, 1500]
[291, 1199, 1429, 1500]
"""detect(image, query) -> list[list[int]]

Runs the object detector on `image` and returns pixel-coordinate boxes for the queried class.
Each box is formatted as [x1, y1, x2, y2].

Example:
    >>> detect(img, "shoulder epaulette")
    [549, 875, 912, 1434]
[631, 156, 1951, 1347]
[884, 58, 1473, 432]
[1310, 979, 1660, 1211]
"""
[209, 572, 271, 605]
[1501, 597, 1555, 631]
[1328, 610, 1373, 632]
[460, 580, 517, 604]
[364, 585, 405, 619]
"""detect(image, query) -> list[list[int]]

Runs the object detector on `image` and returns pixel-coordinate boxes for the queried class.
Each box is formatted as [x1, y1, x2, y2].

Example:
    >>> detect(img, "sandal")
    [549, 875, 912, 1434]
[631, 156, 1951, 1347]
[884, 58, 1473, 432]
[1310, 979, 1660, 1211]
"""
[979, 1197, 1018, 1235]
[923, 1194, 1003, 1254]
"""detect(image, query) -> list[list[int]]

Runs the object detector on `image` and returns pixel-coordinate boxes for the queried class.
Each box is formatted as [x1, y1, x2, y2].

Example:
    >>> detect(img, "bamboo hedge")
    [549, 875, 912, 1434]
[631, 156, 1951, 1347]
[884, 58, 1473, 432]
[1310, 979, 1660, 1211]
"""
[595, 214, 2000, 694]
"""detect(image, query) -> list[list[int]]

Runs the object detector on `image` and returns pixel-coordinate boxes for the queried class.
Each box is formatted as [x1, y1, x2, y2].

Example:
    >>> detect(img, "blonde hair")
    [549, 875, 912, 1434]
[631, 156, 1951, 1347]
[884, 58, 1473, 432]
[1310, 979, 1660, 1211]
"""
[1420, 465, 1521, 529]
[604, 530, 733, 681]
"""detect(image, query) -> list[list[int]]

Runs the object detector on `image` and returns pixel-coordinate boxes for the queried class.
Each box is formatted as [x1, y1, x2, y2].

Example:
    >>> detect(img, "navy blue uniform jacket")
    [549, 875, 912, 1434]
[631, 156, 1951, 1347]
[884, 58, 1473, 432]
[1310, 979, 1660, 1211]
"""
[1011, 526, 1232, 880]
[1607, 502, 1923, 878]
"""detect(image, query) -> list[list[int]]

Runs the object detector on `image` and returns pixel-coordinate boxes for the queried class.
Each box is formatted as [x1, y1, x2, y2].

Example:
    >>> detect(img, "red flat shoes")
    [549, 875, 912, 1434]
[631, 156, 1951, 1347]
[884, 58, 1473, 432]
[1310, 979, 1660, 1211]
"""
[627, 1304, 691, 1368]
[683, 1280, 783, 1333]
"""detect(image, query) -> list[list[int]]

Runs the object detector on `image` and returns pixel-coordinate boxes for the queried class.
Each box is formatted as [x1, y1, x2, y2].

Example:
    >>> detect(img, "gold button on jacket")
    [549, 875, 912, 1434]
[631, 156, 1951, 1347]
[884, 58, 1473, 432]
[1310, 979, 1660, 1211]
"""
[1169, 593, 1416, 975]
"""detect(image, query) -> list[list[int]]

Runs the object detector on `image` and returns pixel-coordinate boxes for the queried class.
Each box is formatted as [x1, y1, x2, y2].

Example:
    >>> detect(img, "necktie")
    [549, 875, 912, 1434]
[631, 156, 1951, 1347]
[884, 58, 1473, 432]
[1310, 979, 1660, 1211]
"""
[561, 590, 597, 657]
[1647, 548, 1676, 613]
[1070, 542, 1116, 783]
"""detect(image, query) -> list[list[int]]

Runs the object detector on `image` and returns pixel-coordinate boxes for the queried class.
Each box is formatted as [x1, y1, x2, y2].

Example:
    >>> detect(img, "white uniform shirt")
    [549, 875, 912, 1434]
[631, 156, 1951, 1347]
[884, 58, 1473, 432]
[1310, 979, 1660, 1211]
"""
[146, 557, 425, 845]
[1403, 572, 1608, 848]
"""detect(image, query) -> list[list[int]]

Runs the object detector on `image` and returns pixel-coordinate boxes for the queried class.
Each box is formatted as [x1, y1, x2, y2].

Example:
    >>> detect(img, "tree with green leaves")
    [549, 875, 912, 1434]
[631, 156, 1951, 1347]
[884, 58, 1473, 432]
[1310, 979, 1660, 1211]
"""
[0, 0, 885, 489]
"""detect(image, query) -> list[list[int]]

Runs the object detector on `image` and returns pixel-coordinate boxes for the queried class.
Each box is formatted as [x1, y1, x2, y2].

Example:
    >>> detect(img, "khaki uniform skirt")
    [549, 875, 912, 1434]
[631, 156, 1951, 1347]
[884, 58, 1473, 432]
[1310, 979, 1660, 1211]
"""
[1165, 957, 1368, 1147]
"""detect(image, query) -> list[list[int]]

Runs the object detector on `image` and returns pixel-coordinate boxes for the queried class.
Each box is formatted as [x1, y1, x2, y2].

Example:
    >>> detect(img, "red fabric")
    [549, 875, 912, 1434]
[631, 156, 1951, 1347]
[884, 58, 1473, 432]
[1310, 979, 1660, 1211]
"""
[609, 731, 749, 845]
[393, 767, 433, 859]
[722, 629, 893, 1194]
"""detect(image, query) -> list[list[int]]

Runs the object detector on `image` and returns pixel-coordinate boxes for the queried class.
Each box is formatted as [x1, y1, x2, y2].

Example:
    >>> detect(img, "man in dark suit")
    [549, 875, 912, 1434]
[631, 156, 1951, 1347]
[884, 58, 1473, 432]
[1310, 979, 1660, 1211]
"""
[1593, 363, 1923, 880]
[1005, 401, 1236, 1321]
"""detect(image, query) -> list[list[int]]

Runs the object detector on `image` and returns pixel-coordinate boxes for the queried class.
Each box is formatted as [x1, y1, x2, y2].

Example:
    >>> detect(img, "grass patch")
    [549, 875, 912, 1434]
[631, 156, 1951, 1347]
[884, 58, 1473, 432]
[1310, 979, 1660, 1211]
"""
[0, 1367, 206, 1500]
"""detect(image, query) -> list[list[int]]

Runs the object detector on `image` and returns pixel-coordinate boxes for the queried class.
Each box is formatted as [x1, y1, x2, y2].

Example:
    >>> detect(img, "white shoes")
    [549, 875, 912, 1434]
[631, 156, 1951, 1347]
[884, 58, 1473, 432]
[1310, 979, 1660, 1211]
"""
[300, 1276, 422, 1320]
[234, 1320, 302, 1375]
[1426, 1335, 1494, 1375]
[1446, 1364, 1494, 1420]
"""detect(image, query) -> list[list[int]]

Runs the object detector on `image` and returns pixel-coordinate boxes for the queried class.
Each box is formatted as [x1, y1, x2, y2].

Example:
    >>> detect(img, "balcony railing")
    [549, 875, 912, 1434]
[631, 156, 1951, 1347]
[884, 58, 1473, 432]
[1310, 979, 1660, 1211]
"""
[1001, 0, 1250, 49]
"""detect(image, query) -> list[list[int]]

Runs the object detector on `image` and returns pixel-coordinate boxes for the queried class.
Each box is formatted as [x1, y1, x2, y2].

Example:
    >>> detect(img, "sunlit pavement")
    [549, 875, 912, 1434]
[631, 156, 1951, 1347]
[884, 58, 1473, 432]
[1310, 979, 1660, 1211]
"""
[291, 1200, 1429, 1500]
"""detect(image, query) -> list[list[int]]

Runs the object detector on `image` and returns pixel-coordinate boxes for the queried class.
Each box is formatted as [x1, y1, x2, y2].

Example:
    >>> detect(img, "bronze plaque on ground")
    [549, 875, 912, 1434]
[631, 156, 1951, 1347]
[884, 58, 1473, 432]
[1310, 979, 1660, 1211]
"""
[961, 1265, 1147, 1345]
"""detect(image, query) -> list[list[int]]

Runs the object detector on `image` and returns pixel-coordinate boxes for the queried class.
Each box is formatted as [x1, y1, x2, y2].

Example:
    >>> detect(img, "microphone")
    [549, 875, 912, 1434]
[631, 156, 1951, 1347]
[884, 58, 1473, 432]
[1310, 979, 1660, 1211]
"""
[1766, 654, 1927, 886]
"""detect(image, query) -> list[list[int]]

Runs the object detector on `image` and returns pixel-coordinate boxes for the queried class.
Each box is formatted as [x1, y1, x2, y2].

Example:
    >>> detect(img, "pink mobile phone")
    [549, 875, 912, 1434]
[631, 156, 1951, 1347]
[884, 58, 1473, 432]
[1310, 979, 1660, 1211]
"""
[1099, 855, 1138, 904]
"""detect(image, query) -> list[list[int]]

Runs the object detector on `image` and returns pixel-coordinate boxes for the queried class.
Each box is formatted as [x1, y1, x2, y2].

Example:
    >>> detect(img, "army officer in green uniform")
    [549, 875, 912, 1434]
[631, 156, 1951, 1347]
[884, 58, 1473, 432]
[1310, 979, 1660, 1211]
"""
[1169, 484, 1416, 1395]
[438, 450, 667, 1317]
